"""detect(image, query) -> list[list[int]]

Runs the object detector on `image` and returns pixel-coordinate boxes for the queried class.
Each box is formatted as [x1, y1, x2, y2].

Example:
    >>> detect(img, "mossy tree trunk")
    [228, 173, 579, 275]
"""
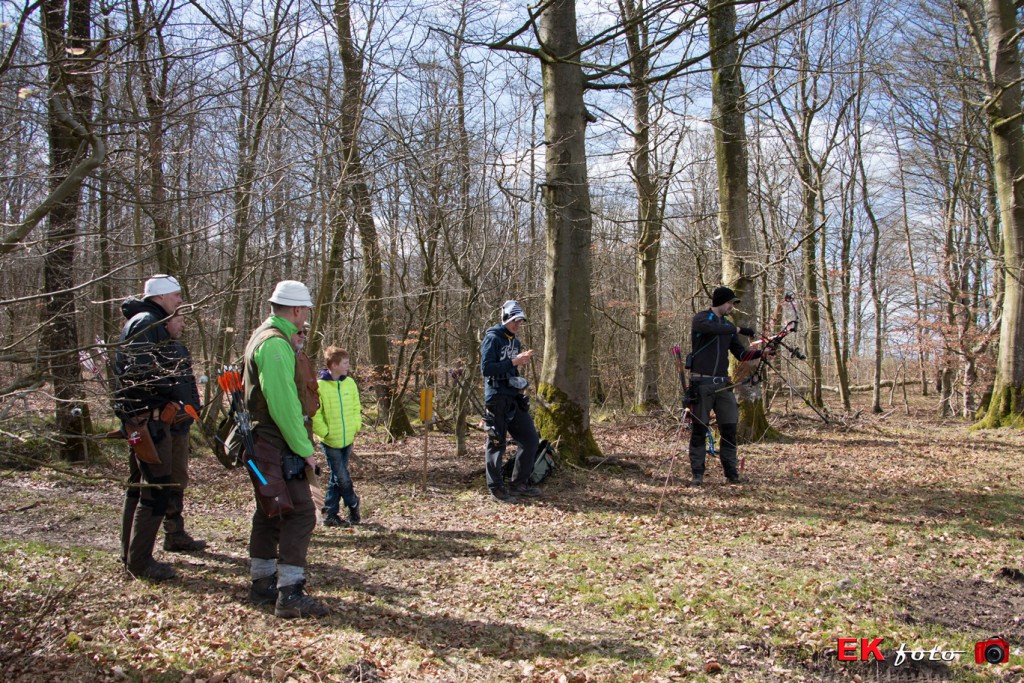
[975, 0, 1024, 429]
[533, 0, 601, 465]
[709, 0, 774, 442]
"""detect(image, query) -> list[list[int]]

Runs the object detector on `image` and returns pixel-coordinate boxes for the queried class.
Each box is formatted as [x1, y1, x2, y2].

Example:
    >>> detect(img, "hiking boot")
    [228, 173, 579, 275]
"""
[275, 581, 329, 619]
[324, 513, 349, 527]
[689, 474, 704, 487]
[510, 483, 541, 498]
[348, 496, 361, 525]
[249, 575, 278, 605]
[163, 531, 208, 552]
[490, 487, 515, 503]
[127, 559, 176, 582]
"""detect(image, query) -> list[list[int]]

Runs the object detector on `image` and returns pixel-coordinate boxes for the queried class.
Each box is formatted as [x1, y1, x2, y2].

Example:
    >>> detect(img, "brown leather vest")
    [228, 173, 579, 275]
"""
[242, 321, 293, 453]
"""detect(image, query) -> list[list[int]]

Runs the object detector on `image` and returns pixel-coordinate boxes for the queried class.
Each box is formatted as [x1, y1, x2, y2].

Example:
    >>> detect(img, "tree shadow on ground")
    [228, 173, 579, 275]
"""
[167, 554, 652, 667]
[470, 425, 1024, 541]
[313, 525, 518, 561]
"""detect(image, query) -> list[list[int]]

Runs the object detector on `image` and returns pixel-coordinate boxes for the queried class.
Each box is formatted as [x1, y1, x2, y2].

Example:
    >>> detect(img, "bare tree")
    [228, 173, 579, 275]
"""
[334, 0, 415, 439]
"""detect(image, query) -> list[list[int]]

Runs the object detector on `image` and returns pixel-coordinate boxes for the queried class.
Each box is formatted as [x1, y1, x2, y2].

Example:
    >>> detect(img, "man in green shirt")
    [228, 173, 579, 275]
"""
[244, 280, 328, 618]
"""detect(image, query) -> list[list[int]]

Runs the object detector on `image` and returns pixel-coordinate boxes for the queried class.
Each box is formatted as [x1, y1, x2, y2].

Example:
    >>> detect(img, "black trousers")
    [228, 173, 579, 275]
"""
[120, 420, 174, 570]
[484, 394, 539, 490]
[688, 382, 740, 480]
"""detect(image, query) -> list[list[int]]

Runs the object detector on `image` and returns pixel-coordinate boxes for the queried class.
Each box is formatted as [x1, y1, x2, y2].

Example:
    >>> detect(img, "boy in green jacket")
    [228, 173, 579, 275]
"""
[312, 346, 363, 526]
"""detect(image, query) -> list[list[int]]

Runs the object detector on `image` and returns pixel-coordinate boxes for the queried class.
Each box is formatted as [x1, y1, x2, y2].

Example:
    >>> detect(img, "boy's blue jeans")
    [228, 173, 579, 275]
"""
[322, 444, 358, 516]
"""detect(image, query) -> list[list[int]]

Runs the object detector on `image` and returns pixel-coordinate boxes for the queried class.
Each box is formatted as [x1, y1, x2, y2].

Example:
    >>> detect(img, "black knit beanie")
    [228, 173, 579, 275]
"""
[712, 286, 739, 307]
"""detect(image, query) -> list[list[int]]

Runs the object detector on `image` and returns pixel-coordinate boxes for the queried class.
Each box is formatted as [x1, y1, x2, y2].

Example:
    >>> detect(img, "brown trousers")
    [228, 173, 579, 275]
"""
[249, 472, 316, 568]
[162, 433, 191, 535]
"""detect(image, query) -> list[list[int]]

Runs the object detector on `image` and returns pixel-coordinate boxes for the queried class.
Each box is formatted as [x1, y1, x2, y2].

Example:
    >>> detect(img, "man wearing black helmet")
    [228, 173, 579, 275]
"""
[686, 286, 771, 486]
[480, 300, 541, 502]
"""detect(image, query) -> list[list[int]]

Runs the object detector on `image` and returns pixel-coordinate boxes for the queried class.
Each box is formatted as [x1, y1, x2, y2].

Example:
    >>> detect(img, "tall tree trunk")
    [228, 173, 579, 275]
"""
[40, 0, 101, 460]
[620, 0, 661, 412]
[709, 0, 771, 440]
[976, 0, 1024, 428]
[816, 204, 851, 412]
[203, 1, 295, 369]
[129, 0, 178, 274]
[892, 122, 928, 397]
[533, 0, 601, 464]
[335, 0, 414, 439]
[97, 14, 116, 341]
[858, 136, 884, 414]
[799, 158, 825, 407]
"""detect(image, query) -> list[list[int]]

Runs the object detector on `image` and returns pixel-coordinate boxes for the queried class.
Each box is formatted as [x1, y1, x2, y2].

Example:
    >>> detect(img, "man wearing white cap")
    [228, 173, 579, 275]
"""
[243, 280, 328, 619]
[114, 274, 201, 582]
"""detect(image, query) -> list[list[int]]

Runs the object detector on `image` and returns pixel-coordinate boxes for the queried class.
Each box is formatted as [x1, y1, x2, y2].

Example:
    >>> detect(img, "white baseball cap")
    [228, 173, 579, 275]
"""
[268, 280, 314, 307]
[143, 274, 181, 299]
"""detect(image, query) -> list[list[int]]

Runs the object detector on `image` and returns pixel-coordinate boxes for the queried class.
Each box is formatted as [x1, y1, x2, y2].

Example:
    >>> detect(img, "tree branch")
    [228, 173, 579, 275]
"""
[0, 90, 105, 257]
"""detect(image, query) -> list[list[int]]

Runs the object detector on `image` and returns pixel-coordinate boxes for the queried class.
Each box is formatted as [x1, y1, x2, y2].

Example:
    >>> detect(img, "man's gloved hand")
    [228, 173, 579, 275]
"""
[738, 326, 756, 337]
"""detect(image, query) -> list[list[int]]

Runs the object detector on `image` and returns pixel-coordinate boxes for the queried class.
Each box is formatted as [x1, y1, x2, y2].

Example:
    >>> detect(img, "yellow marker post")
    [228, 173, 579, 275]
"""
[420, 388, 434, 491]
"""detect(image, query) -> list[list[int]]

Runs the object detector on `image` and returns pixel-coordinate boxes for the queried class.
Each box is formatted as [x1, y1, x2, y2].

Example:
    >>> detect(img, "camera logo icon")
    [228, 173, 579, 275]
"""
[975, 637, 1009, 665]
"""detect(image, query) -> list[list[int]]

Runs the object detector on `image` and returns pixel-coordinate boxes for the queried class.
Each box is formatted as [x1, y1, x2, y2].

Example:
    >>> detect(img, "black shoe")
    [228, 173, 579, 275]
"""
[323, 514, 349, 528]
[348, 497, 361, 525]
[689, 475, 704, 487]
[275, 581, 329, 619]
[164, 531, 208, 552]
[127, 559, 176, 582]
[510, 483, 541, 498]
[727, 476, 745, 485]
[250, 575, 278, 605]
[490, 487, 515, 503]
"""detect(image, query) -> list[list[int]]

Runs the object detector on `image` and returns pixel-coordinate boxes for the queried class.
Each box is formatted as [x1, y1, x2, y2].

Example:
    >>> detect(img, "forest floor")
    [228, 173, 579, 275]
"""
[1, 394, 1023, 682]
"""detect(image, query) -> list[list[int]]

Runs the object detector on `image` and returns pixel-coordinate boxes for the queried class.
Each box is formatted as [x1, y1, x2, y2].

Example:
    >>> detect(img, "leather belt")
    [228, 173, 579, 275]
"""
[690, 374, 730, 384]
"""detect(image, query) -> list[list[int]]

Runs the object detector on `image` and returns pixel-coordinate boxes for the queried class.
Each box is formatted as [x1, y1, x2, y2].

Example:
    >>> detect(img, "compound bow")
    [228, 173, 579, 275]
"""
[732, 293, 829, 424]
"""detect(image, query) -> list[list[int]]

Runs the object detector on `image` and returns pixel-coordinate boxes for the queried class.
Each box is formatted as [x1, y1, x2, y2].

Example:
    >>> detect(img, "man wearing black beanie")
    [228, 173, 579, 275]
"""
[685, 286, 770, 485]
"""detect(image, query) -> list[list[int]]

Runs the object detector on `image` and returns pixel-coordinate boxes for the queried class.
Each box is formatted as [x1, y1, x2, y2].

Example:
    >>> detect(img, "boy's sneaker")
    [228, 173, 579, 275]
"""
[249, 575, 278, 605]
[275, 580, 329, 619]
[323, 514, 349, 527]
[348, 497, 361, 525]
[510, 483, 541, 498]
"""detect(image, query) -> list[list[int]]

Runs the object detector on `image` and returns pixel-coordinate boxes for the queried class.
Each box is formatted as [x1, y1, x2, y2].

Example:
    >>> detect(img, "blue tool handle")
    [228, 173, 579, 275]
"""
[247, 459, 268, 486]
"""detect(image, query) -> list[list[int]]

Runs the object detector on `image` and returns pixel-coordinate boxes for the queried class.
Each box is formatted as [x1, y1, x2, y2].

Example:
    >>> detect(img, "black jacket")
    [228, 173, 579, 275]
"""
[689, 309, 761, 377]
[113, 298, 180, 417]
[168, 339, 201, 434]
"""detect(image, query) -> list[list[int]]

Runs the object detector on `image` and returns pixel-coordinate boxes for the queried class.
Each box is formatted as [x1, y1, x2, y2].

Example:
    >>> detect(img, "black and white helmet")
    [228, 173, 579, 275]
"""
[501, 300, 527, 324]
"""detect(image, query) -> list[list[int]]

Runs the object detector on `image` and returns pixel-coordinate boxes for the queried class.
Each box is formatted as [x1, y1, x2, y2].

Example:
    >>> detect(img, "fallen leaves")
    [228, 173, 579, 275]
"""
[2, 408, 1024, 679]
